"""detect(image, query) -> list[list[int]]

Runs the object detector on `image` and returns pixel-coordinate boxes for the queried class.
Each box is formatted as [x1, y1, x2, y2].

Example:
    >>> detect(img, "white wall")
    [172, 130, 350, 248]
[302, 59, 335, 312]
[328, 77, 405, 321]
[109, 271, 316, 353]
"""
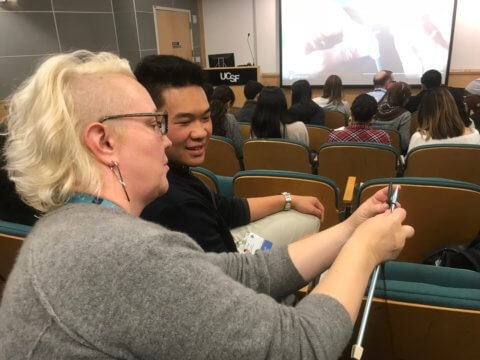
[202, 0, 480, 73]
[450, 0, 480, 69]
[253, 0, 278, 73]
[203, 0, 256, 66]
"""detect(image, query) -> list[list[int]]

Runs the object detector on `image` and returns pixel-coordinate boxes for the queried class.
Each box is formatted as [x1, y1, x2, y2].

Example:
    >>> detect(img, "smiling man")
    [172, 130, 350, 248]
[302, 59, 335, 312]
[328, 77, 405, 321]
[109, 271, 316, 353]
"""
[136, 55, 324, 253]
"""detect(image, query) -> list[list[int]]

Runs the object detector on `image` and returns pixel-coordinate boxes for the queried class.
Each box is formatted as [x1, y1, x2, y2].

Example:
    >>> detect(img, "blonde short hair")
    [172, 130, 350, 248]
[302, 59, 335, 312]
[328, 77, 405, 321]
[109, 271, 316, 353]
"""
[4, 50, 133, 212]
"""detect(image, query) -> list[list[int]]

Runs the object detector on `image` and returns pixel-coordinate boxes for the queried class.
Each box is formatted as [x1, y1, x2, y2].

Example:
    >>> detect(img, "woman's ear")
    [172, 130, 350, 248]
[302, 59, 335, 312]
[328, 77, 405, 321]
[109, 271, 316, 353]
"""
[83, 122, 118, 166]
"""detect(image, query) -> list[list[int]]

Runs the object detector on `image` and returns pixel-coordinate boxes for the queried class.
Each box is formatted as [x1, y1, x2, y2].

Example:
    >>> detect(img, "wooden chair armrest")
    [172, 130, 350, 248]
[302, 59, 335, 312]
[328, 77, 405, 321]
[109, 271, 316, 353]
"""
[343, 176, 357, 204]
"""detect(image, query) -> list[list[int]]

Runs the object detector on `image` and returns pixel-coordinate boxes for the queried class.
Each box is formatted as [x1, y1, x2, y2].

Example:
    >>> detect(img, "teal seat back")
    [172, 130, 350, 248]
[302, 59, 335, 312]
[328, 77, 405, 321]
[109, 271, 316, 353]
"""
[191, 167, 233, 197]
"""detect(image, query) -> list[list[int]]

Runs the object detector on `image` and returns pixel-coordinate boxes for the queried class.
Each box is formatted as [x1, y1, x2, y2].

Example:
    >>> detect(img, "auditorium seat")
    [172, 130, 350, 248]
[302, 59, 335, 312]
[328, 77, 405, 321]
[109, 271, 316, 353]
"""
[324, 110, 348, 129]
[383, 129, 401, 153]
[191, 166, 233, 197]
[409, 111, 418, 136]
[238, 122, 251, 141]
[355, 177, 480, 263]
[306, 125, 331, 151]
[0, 219, 31, 298]
[340, 261, 480, 360]
[317, 142, 399, 196]
[233, 170, 340, 229]
[243, 138, 314, 174]
[202, 135, 242, 176]
[403, 144, 480, 185]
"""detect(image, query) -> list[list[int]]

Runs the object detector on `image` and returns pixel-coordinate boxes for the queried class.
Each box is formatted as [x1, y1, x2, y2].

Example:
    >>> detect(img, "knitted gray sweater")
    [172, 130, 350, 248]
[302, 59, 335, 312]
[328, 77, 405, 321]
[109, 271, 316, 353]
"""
[0, 204, 352, 359]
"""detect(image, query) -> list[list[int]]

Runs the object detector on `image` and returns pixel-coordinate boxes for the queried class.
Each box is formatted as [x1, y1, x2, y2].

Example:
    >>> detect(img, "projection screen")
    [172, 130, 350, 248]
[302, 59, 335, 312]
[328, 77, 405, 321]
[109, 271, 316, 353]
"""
[280, 0, 457, 86]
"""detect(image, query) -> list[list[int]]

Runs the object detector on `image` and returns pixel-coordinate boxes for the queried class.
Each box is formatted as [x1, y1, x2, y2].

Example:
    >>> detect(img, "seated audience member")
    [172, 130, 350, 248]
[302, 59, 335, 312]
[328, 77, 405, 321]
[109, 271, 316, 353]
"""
[406, 69, 441, 113]
[288, 79, 325, 125]
[448, 87, 475, 129]
[0, 50, 413, 359]
[367, 70, 395, 103]
[210, 92, 244, 158]
[328, 94, 391, 145]
[371, 81, 412, 153]
[252, 86, 309, 145]
[408, 86, 480, 153]
[203, 83, 214, 102]
[465, 78, 480, 129]
[211, 85, 235, 111]
[235, 80, 263, 123]
[0, 128, 38, 225]
[313, 74, 350, 119]
[136, 56, 320, 252]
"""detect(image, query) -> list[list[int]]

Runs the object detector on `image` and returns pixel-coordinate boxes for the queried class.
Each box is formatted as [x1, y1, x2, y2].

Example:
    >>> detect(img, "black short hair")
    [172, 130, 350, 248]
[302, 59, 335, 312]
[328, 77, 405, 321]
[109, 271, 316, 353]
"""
[134, 55, 206, 107]
[351, 94, 378, 123]
[212, 85, 235, 106]
[244, 80, 264, 100]
[421, 69, 442, 89]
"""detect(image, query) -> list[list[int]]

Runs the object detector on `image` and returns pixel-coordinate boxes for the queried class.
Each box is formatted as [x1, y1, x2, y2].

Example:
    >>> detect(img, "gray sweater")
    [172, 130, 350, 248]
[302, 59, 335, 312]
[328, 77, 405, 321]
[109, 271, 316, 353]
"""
[0, 204, 352, 359]
[370, 111, 411, 153]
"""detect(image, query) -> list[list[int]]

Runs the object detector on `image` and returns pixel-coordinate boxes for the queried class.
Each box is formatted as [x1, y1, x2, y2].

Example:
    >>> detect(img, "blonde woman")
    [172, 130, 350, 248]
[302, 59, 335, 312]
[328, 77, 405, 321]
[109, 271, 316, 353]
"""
[408, 86, 480, 153]
[0, 51, 413, 359]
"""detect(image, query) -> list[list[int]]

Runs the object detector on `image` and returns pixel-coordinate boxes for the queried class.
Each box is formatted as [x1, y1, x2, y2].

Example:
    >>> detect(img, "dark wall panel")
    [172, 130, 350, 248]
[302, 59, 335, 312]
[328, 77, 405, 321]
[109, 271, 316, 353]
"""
[0, 0, 52, 12]
[0, 12, 59, 56]
[52, 0, 112, 12]
[56, 13, 117, 52]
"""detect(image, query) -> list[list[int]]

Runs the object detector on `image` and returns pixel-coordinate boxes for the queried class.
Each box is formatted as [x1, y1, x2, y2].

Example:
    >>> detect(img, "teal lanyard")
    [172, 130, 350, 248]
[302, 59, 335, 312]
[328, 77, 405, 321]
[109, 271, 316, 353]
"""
[67, 193, 122, 210]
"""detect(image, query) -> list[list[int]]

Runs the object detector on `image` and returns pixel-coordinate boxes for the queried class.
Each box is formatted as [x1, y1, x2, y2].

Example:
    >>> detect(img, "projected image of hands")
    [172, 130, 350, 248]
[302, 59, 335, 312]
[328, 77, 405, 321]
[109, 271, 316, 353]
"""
[281, 0, 455, 86]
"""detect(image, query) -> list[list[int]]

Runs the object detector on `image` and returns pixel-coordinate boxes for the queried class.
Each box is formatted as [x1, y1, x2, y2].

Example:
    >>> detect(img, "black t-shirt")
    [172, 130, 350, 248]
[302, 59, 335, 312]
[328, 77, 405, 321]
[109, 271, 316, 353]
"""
[141, 164, 250, 253]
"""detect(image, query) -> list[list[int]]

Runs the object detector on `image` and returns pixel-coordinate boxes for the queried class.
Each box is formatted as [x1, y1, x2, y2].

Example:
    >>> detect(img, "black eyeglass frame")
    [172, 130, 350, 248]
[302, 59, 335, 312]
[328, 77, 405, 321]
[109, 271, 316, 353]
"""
[99, 112, 168, 135]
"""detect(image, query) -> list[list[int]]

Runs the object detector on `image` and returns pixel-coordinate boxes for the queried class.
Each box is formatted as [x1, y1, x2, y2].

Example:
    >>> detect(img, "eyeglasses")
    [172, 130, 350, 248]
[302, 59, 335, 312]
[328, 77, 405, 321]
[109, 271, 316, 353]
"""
[100, 112, 168, 135]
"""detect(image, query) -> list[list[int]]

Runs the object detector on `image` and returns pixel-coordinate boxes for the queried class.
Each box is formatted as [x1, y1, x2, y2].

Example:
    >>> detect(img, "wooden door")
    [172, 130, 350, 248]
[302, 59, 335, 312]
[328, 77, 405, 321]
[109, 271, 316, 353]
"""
[155, 9, 193, 61]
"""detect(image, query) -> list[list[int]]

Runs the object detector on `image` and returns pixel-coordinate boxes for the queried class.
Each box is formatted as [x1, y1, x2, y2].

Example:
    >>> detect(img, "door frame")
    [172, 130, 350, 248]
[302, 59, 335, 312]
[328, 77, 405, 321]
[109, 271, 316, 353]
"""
[153, 6, 194, 61]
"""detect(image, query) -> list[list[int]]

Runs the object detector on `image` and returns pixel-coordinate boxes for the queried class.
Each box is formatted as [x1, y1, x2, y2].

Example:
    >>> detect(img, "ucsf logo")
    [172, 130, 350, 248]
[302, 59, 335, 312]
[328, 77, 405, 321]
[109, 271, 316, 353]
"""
[220, 72, 240, 83]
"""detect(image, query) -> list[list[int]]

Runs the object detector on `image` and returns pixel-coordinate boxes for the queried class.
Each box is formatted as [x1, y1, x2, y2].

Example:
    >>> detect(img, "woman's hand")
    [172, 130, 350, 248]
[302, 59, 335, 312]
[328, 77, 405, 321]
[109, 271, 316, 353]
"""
[349, 207, 414, 267]
[345, 186, 399, 231]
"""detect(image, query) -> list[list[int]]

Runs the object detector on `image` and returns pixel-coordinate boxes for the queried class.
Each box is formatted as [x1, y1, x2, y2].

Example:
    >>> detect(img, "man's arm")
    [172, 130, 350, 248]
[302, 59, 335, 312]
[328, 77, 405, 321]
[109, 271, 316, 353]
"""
[247, 195, 325, 222]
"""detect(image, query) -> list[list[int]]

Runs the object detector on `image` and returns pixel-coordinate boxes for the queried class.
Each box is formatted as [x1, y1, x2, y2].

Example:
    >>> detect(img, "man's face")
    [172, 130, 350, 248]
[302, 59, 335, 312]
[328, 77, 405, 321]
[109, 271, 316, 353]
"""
[159, 86, 212, 166]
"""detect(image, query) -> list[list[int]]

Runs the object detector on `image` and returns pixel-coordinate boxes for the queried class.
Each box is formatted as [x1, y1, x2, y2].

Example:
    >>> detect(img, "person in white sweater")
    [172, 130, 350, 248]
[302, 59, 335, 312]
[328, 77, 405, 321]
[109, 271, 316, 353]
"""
[0, 50, 413, 359]
[408, 86, 480, 153]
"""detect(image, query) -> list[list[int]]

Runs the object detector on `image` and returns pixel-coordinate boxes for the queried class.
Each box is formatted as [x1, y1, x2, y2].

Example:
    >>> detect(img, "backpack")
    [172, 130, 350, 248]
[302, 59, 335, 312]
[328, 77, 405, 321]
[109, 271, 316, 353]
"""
[423, 234, 480, 272]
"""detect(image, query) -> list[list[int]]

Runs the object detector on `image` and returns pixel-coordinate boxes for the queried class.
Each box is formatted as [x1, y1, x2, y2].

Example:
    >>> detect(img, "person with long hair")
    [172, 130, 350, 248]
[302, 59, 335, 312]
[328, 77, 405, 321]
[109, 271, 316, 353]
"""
[252, 86, 309, 145]
[313, 75, 350, 118]
[210, 86, 244, 157]
[288, 79, 325, 125]
[0, 51, 413, 360]
[371, 81, 412, 153]
[408, 86, 480, 152]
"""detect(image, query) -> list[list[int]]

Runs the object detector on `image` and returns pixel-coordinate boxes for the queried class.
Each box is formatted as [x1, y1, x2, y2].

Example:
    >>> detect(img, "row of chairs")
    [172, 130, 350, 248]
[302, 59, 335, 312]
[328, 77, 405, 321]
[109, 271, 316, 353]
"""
[238, 122, 402, 153]
[192, 168, 480, 263]
[204, 137, 480, 194]
[1, 174, 479, 359]
[191, 168, 480, 359]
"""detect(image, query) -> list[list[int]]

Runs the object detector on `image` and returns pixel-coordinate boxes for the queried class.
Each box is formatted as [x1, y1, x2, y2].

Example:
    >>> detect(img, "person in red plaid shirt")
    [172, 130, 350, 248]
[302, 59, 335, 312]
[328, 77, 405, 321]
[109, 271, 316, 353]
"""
[327, 93, 391, 145]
